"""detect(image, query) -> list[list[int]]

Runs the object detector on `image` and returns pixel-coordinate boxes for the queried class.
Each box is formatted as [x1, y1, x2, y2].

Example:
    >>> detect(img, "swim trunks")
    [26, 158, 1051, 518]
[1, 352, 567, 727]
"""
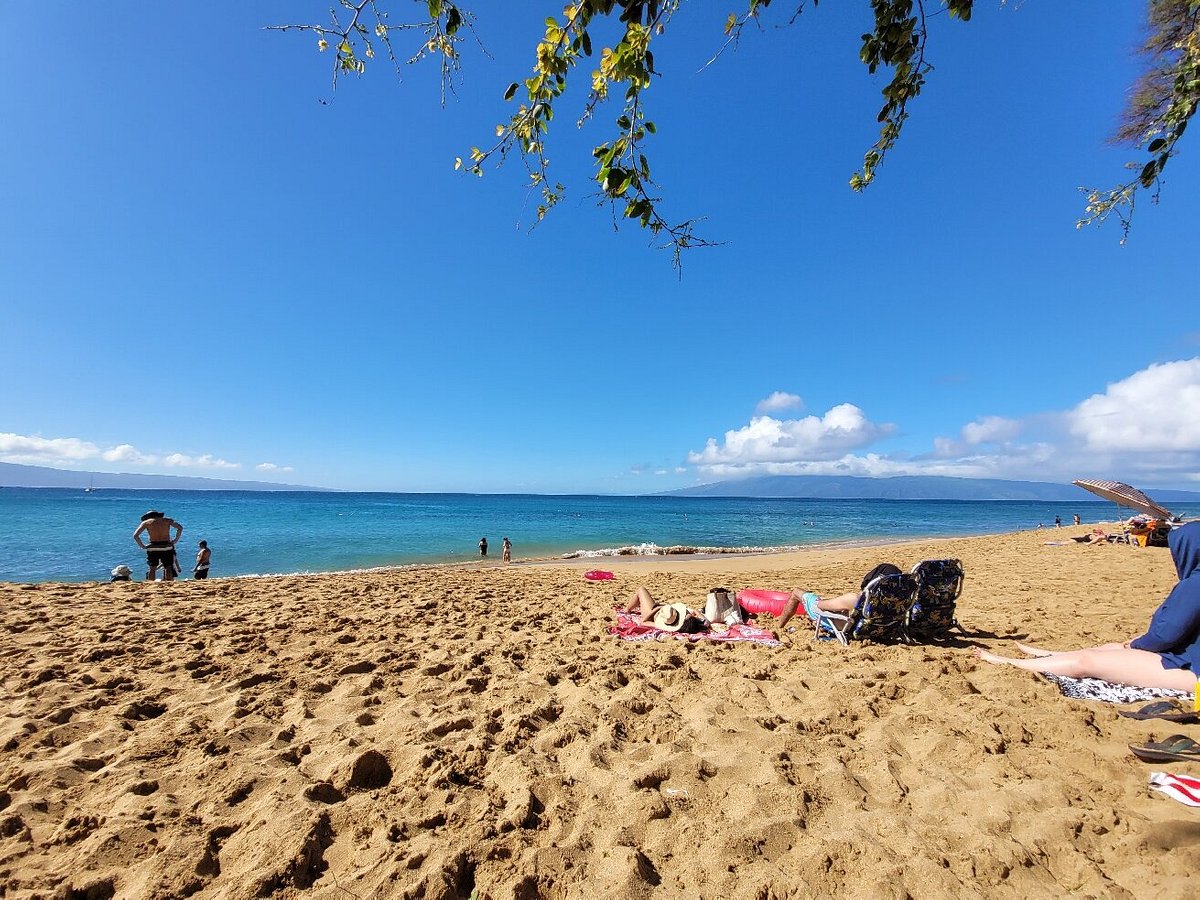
[146, 541, 176, 570]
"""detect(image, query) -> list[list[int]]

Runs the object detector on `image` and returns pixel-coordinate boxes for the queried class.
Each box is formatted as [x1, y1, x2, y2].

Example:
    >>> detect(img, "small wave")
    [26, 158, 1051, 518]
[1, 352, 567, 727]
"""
[231, 561, 441, 580]
[561, 542, 806, 559]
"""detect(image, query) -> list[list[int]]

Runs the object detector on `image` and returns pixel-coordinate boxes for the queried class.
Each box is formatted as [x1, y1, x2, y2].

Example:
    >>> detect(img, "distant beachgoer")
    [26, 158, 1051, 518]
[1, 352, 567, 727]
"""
[1055, 515, 1062, 528]
[110, 565, 132, 583]
[1071, 529, 1107, 544]
[777, 562, 904, 630]
[133, 510, 183, 581]
[194, 540, 211, 579]
[502, 537, 512, 563]
[479, 536, 488, 558]
[1073, 514, 1081, 526]
[625, 586, 710, 633]
[974, 522, 1200, 691]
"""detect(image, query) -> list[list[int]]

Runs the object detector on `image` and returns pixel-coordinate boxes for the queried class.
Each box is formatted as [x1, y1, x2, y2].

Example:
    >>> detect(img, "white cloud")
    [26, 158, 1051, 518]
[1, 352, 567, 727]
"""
[162, 453, 240, 470]
[0, 433, 99, 463]
[688, 405, 895, 473]
[256, 462, 294, 473]
[0, 432, 244, 472]
[924, 361, 1200, 484]
[1068, 359, 1200, 453]
[930, 416, 1023, 459]
[962, 416, 1021, 445]
[687, 358, 1200, 486]
[102, 444, 156, 464]
[755, 391, 804, 414]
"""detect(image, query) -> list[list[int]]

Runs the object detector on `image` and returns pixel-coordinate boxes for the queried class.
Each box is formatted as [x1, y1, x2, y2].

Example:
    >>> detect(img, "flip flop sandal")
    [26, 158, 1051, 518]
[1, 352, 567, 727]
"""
[1119, 700, 1200, 724]
[1130, 734, 1200, 763]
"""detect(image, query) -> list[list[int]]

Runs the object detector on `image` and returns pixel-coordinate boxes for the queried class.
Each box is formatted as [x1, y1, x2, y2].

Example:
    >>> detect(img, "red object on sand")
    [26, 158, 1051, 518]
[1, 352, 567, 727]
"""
[737, 589, 790, 616]
[584, 570, 614, 581]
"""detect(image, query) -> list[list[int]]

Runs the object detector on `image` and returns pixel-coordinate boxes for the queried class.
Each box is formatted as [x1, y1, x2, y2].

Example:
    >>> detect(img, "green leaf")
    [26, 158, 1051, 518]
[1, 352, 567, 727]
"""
[1147, 137, 1167, 153]
[504, 82, 518, 101]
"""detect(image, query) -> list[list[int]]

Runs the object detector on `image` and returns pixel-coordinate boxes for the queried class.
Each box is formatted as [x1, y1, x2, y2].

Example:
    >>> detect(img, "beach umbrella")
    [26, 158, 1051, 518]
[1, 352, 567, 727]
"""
[1072, 479, 1175, 520]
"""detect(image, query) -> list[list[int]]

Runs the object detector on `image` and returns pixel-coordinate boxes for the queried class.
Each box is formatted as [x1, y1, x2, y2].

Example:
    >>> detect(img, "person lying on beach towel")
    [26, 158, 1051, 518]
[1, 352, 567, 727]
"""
[612, 589, 781, 646]
[974, 522, 1200, 692]
[624, 586, 711, 634]
[776, 562, 903, 630]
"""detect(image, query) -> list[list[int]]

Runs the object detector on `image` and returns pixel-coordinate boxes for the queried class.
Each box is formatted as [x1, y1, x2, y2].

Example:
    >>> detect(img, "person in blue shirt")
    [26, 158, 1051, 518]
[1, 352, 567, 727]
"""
[974, 522, 1200, 691]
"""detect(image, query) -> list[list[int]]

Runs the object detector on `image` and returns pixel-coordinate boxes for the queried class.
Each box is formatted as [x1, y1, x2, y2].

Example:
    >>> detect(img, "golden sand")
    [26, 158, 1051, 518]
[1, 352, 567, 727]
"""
[1, 527, 1195, 899]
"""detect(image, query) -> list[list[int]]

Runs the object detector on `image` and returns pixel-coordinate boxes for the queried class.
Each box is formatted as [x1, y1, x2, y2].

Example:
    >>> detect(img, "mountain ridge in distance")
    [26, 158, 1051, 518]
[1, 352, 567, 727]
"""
[0, 462, 329, 492]
[663, 475, 1200, 503]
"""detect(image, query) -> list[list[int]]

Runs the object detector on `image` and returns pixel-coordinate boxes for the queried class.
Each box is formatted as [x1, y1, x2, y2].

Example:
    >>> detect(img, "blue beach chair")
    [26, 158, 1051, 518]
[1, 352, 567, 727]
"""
[906, 559, 965, 641]
[814, 573, 919, 645]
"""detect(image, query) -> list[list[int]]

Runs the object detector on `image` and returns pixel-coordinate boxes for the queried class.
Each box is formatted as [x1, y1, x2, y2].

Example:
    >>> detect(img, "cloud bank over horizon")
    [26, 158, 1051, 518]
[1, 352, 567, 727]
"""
[687, 360, 1200, 486]
[6, 360, 1198, 490]
[0, 434, 248, 474]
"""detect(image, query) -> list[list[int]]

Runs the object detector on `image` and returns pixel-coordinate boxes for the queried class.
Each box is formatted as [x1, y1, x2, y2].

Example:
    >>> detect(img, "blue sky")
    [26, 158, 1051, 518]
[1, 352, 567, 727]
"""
[1, 1, 1197, 493]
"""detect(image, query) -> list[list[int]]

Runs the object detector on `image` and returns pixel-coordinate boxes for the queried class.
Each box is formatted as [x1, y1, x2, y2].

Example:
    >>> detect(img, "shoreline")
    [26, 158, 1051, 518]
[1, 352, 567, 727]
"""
[9, 489, 1172, 584]
[8, 526, 1074, 587]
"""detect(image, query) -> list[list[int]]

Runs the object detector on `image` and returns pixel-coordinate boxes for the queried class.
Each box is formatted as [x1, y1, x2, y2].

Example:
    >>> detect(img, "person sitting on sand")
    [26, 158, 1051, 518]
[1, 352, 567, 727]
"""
[775, 563, 903, 630]
[974, 521, 1200, 691]
[624, 586, 710, 633]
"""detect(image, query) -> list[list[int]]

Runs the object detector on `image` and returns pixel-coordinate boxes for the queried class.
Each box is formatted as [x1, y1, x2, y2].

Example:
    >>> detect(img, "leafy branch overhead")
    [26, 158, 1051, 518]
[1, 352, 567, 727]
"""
[271, 1, 1200, 259]
[1078, 0, 1200, 242]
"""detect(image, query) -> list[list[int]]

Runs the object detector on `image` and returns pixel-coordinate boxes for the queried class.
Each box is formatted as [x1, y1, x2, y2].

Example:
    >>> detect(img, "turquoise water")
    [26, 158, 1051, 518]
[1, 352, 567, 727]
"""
[2, 488, 1195, 583]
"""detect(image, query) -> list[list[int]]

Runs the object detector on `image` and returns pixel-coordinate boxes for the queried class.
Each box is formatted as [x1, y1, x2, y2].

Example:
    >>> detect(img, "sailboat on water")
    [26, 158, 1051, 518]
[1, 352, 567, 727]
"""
[84, 476, 96, 493]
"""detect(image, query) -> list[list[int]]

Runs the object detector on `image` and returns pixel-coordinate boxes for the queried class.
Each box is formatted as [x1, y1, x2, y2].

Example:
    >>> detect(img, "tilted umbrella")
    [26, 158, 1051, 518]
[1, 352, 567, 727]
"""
[1072, 479, 1175, 520]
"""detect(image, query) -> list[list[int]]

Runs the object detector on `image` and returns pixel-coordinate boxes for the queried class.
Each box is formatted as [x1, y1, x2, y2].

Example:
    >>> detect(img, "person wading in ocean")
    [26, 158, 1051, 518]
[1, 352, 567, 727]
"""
[133, 510, 183, 581]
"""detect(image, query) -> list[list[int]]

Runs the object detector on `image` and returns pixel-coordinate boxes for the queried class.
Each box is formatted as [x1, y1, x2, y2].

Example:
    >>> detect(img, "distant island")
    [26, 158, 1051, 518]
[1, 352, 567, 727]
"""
[664, 475, 1200, 504]
[0, 462, 327, 492]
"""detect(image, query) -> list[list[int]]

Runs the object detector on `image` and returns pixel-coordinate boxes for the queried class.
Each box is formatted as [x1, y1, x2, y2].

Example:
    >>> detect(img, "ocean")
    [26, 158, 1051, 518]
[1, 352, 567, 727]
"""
[2, 488, 1195, 584]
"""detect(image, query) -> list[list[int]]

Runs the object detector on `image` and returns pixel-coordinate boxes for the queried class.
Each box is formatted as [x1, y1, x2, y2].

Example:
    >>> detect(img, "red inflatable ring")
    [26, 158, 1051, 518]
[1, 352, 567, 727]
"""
[584, 570, 614, 581]
[737, 589, 790, 616]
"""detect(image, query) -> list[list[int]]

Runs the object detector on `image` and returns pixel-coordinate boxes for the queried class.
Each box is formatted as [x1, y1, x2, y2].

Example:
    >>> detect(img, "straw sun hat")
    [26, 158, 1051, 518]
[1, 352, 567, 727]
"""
[651, 602, 692, 632]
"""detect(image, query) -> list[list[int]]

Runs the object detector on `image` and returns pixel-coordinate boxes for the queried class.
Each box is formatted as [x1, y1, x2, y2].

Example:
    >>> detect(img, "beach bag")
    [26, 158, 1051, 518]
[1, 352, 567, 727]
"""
[705, 587, 743, 625]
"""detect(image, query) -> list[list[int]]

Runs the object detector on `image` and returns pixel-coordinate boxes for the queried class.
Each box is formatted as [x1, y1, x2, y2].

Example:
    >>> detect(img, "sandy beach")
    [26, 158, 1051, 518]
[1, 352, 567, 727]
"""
[1, 527, 1196, 899]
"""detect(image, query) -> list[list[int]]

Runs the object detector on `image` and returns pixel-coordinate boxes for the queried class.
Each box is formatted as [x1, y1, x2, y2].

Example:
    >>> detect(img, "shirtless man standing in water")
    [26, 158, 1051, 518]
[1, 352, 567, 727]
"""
[133, 510, 183, 581]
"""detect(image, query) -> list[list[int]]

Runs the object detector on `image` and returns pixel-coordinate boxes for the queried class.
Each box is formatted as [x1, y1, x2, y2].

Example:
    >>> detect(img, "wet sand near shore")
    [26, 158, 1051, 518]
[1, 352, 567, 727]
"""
[1, 527, 1196, 898]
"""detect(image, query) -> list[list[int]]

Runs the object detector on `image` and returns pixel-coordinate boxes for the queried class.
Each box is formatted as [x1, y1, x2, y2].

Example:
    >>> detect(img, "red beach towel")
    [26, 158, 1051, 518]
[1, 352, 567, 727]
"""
[609, 610, 781, 646]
